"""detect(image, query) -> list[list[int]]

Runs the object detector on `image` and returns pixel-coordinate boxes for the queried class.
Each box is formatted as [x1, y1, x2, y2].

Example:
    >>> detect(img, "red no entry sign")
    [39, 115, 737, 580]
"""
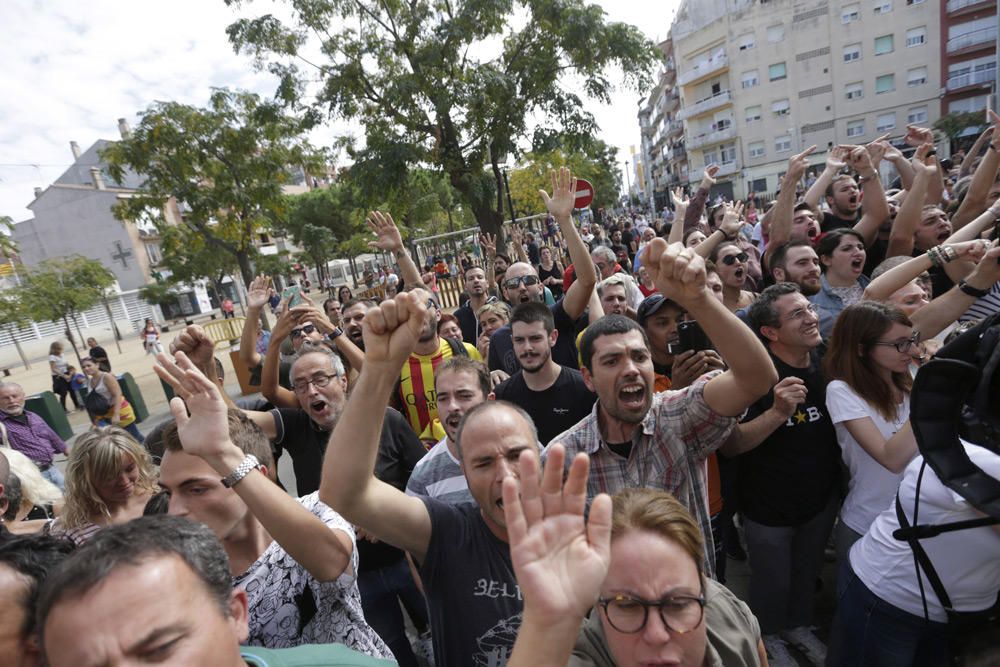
[574, 178, 594, 209]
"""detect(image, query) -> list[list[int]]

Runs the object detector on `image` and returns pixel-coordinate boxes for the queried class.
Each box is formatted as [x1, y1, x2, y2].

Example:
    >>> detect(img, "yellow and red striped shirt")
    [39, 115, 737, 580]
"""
[398, 338, 482, 435]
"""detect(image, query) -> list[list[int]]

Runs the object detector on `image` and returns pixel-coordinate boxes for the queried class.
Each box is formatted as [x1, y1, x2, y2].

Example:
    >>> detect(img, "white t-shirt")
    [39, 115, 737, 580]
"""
[851, 442, 1000, 622]
[232, 492, 392, 658]
[49, 354, 69, 375]
[826, 380, 911, 534]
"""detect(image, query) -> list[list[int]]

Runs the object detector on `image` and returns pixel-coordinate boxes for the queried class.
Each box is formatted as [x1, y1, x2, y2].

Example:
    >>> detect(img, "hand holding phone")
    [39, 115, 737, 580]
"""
[281, 285, 303, 308]
[668, 320, 711, 356]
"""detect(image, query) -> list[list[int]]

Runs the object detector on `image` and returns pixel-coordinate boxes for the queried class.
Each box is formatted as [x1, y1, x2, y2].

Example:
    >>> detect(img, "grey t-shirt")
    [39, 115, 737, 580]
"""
[405, 438, 472, 504]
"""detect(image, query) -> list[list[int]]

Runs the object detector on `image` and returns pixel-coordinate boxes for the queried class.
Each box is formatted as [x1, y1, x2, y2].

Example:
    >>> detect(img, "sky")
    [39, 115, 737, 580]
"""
[0, 0, 680, 222]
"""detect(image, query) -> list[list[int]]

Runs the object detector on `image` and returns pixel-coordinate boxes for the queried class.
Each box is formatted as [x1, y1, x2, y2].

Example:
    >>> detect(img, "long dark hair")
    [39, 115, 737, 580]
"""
[823, 301, 913, 421]
[815, 228, 865, 273]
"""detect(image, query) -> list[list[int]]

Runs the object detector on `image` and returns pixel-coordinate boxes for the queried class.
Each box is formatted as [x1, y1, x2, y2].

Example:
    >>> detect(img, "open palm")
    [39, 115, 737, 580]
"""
[539, 167, 578, 219]
[153, 351, 230, 460]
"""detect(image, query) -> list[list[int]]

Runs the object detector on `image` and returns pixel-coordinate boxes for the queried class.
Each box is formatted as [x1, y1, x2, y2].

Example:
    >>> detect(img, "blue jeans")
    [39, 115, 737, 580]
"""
[41, 465, 66, 491]
[358, 557, 428, 667]
[827, 563, 949, 666]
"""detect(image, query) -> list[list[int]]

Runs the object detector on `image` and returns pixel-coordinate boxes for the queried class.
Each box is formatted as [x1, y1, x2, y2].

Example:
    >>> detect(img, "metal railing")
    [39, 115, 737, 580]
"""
[946, 0, 994, 13]
[946, 26, 998, 53]
[678, 90, 732, 120]
[678, 52, 729, 86]
[687, 125, 737, 150]
[946, 68, 997, 90]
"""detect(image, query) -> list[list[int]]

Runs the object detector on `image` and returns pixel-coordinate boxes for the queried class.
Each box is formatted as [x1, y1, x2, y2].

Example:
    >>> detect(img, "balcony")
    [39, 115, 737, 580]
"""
[947, 26, 998, 54]
[678, 50, 729, 87]
[687, 125, 737, 150]
[677, 90, 732, 120]
[947, 0, 995, 14]
[663, 89, 679, 112]
[947, 68, 997, 91]
[689, 161, 739, 180]
[667, 119, 685, 136]
[666, 142, 687, 162]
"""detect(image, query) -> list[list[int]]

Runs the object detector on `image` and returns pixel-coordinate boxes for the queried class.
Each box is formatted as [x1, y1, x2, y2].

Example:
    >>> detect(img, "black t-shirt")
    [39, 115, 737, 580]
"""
[538, 264, 564, 298]
[488, 299, 579, 373]
[822, 210, 860, 232]
[420, 499, 521, 667]
[454, 302, 479, 344]
[527, 241, 540, 266]
[494, 366, 596, 446]
[734, 350, 840, 526]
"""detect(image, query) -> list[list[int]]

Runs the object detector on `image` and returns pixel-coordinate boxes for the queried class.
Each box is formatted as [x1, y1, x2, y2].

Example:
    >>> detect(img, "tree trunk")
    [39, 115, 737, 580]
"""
[3, 326, 31, 369]
[101, 295, 124, 353]
[235, 251, 257, 304]
[63, 314, 84, 367]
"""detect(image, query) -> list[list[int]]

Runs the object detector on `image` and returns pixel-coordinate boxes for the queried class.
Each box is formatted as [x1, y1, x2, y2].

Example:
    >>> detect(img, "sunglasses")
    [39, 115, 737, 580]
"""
[503, 275, 540, 290]
[290, 324, 317, 339]
[721, 252, 749, 266]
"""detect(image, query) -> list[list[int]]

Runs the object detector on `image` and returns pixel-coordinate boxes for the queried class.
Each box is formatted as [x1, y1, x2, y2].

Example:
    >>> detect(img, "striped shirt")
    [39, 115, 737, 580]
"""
[544, 372, 736, 577]
[960, 283, 1000, 323]
[0, 410, 66, 466]
[405, 437, 472, 504]
[398, 338, 481, 435]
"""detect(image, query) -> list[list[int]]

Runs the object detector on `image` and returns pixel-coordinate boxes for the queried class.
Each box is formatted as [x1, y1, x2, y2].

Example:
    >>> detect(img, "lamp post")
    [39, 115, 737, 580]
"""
[624, 160, 632, 206]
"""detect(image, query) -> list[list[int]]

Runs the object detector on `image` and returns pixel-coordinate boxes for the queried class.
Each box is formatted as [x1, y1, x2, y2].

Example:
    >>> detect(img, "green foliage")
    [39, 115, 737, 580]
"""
[933, 111, 987, 142]
[0, 215, 16, 259]
[18, 257, 117, 357]
[507, 142, 621, 217]
[101, 89, 328, 286]
[255, 250, 296, 277]
[158, 226, 240, 288]
[138, 281, 180, 308]
[224, 0, 657, 235]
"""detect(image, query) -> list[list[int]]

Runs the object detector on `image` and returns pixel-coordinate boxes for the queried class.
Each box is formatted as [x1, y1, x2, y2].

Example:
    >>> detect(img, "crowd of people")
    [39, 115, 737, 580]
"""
[0, 123, 999, 667]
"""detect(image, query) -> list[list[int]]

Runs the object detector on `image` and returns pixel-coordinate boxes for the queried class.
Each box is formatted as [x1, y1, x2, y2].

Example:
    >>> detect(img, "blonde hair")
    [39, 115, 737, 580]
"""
[61, 427, 158, 529]
[476, 301, 512, 322]
[611, 488, 706, 588]
[49, 342, 63, 355]
[2, 447, 63, 509]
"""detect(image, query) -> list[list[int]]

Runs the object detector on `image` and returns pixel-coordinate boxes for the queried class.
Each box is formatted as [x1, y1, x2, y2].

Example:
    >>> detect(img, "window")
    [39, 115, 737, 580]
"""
[775, 135, 792, 153]
[876, 73, 895, 94]
[767, 24, 784, 42]
[874, 1, 892, 15]
[907, 0, 925, 4]
[749, 141, 766, 158]
[845, 81, 864, 99]
[741, 70, 759, 89]
[772, 99, 791, 116]
[907, 67, 927, 86]
[876, 112, 896, 132]
[843, 43, 862, 62]
[738, 33, 756, 51]
[769, 62, 787, 81]
[745, 105, 762, 123]
[842, 3, 860, 23]
[948, 96, 986, 114]
[874, 34, 894, 55]
[908, 105, 929, 123]
[720, 143, 737, 164]
[906, 27, 925, 47]
[847, 120, 865, 137]
[145, 243, 162, 264]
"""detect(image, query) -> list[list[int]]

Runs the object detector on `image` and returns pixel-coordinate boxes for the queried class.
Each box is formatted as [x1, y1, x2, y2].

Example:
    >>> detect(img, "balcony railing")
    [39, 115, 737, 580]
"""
[677, 90, 732, 120]
[678, 51, 729, 87]
[689, 161, 738, 180]
[686, 125, 737, 150]
[947, 68, 997, 90]
[667, 119, 684, 136]
[947, 0, 995, 13]
[947, 26, 998, 53]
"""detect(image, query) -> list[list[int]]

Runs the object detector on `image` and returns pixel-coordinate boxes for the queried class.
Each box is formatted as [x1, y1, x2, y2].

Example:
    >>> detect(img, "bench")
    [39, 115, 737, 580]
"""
[203, 317, 246, 348]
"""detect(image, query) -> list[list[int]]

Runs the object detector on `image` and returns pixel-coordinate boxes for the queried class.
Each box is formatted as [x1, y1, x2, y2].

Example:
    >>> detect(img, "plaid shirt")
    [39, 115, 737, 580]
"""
[0, 410, 67, 466]
[544, 372, 735, 577]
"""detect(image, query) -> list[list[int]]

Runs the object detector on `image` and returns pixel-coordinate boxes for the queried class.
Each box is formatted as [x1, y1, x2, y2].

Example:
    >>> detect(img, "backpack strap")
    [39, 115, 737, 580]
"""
[895, 490, 955, 614]
[446, 337, 469, 358]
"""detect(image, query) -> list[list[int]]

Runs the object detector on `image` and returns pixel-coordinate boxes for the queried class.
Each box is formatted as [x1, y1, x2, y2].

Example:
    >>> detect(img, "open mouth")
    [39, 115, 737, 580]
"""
[937, 230, 951, 242]
[734, 267, 745, 280]
[848, 195, 859, 206]
[445, 414, 462, 430]
[807, 227, 818, 238]
[619, 384, 646, 409]
[310, 399, 328, 413]
[851, 257, 864, 271]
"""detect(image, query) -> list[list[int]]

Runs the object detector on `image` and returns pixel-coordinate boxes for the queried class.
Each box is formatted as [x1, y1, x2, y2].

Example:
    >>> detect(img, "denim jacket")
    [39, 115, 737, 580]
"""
[809, 273, 870, 339]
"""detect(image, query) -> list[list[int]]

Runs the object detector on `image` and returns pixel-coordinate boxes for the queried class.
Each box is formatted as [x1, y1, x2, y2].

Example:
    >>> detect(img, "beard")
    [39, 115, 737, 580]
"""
[518, 347, 551, 373]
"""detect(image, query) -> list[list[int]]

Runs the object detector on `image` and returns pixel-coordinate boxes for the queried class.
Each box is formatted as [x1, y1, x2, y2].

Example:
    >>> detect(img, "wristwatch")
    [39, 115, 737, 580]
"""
[958, 279, 990, 298]
[328, 327, 343, 340]
[221, 454, 260, 488]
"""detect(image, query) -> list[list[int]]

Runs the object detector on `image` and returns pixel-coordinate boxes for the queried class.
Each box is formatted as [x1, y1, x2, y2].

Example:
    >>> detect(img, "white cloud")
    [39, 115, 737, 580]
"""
[0, 0, 678, 221]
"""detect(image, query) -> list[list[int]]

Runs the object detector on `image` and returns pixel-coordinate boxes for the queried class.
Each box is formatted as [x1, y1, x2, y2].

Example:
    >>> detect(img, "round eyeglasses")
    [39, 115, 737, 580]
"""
[598, 593, 706, 634]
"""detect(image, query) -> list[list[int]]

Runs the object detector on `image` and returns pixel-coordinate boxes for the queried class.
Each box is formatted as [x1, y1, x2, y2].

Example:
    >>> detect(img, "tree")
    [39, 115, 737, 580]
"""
[507, 143, 620, 218]
[225, 0, 657, 237]
[102, 89, 328, 291]
[0, 215, 17, 261]
[19, 256, 116, 366]
[158, 226, 240, 309]
[281, 184, 361, 278]
[934, 111, 987, 149]
[0, 293, 33, 370]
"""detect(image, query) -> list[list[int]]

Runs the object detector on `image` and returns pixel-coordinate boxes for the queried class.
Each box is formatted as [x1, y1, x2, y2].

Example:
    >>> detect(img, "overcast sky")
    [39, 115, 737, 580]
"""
[0, 0, 679, 222]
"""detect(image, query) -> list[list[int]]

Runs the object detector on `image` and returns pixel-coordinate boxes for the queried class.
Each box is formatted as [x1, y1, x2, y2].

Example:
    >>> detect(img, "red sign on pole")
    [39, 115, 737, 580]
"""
[574, 178, 594, 209]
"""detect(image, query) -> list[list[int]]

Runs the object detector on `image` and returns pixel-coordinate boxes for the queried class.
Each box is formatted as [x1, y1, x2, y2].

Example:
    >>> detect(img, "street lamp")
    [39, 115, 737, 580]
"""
[624, 160, 632, 205]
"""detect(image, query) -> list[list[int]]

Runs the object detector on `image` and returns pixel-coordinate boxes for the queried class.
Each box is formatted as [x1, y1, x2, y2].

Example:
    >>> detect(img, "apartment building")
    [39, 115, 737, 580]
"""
[657, 0, 941, 200]
[941, 0, 998, 116]
[637, 34, 687, 212]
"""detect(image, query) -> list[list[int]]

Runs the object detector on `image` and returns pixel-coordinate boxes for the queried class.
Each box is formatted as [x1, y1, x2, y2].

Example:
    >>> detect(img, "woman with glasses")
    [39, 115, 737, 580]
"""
[823, 301, 919, 568]
[707, 242, 756, 312]
[504, 446, 766, 667]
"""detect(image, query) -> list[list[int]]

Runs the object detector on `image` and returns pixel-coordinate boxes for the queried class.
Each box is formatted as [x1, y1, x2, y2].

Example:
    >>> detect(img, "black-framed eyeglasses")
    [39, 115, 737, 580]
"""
[290, 324, 317, 339]
[291, 373, 339, 393]
[598, 594, 706, 634]
[873, 333, 920, 354]
[503, 275, 540, 290]
[721, 252, 749, 266]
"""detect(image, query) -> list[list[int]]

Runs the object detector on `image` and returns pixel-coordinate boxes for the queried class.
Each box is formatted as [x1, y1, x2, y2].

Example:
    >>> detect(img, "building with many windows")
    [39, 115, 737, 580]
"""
[643, 0, 945, 200]
[941, 0, 998, 116]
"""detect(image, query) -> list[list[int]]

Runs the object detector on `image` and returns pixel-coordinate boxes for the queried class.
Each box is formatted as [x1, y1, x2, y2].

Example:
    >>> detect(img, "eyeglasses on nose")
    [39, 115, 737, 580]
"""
[292, 373, 338, 393]
[598, 594, 706, 635]
[721, 252, 749, 266]
[503, 275, 540, 290]
[290, 324, 317, 339]
[873, 333, 920, 354]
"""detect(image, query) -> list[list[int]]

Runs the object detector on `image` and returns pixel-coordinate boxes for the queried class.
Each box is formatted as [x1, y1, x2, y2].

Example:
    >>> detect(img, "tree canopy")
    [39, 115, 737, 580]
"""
[102, 89, 328, 288]
[225, 0, 656, 235]
[507, 139, 621, 218]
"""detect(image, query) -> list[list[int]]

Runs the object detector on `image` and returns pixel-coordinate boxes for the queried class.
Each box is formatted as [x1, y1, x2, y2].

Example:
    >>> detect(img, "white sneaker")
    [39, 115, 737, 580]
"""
[782, 626, 826, 665]
[763, 634, 798, 667]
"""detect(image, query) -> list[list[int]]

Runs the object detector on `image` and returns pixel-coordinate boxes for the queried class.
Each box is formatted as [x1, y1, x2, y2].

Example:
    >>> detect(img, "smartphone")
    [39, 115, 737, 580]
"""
[668, 320, 711, 356]
[281, 285, 303, 308]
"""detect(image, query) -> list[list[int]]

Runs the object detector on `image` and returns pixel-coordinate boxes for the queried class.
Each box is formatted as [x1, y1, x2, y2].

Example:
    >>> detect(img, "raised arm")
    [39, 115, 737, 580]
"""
[850, 145, 890, 247]
[910, 243, 1000, 339]
[367, 211, 422, 288]
[319, 291, 433, 561]
[953, 113, 1000, 230]
[803, 148, 846, 210]
[642, 239, 778, 416]
[261, 305, 300, 409]
[542, 167, 597, 320]
[764, 146, 816, 267]
[667, 187, 689, 245]
[239, 275, 272, 371]
[959, 126, 993, 178]
[509, 225, 530, 264]
[169, 325, 237, 410]
[887, 145, 936, 259]
[694, 201, 744, 259]
[683, 166, 718, 232]
[505, 446, 612, 667]
[156, 352, 353, 581]
[881, 142, 914, 191]
[480, 232, 498, 292]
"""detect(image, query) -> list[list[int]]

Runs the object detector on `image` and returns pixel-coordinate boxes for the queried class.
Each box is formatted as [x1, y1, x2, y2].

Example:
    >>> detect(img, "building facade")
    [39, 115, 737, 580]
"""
[941, 0, 998, 116]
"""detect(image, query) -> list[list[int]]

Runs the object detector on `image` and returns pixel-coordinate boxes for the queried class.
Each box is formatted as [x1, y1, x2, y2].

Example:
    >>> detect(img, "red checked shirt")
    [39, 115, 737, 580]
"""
[544, 372, 735, 578]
